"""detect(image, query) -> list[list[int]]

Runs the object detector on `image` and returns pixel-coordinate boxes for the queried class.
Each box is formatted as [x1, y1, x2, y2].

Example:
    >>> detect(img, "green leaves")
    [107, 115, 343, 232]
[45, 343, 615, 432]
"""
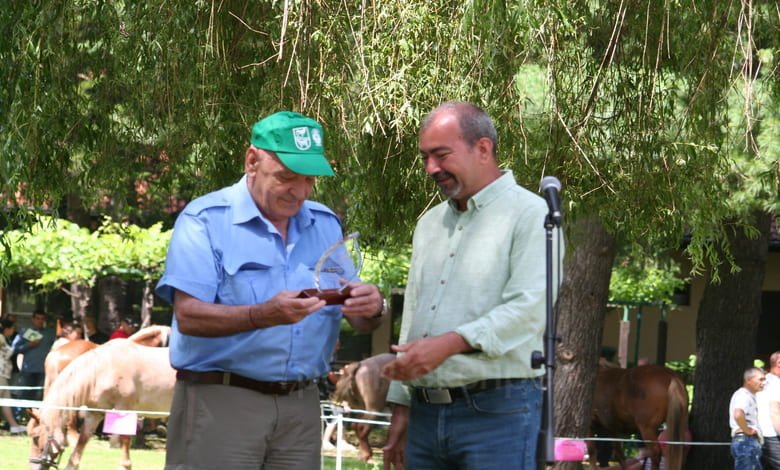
[1, 216, 171, 290]
[609, 256, 687, 305]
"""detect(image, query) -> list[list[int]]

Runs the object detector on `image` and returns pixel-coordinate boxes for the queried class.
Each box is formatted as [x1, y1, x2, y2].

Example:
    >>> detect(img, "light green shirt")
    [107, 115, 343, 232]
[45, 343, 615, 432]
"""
[386, 171, 564, 406]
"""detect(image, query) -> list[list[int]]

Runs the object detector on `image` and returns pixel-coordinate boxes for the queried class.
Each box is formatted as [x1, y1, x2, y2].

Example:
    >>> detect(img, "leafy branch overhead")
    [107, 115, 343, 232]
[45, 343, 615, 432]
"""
[0, 1, 778, 269]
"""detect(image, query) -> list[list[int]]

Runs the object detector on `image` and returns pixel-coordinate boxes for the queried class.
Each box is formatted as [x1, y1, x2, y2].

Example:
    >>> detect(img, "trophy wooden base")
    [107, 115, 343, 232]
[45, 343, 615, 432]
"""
[297, 287, 352, 305]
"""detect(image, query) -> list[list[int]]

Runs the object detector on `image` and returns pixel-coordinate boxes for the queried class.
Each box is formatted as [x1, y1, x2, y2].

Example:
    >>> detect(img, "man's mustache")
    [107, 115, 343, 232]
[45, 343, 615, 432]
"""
[431, 171, 454, 182]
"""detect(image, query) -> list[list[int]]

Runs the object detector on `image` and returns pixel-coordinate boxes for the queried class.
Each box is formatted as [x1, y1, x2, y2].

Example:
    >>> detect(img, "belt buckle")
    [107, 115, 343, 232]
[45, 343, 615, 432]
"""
[422, 388, 453, 405]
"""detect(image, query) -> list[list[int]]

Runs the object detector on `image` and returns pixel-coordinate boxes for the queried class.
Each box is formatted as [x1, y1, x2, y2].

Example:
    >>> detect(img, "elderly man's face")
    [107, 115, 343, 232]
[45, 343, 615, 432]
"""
[245, 147, 316, 230]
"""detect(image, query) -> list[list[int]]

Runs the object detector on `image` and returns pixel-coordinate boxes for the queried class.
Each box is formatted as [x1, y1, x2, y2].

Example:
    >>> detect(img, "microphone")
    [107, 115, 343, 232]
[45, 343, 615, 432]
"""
[539, 176, 562, 225]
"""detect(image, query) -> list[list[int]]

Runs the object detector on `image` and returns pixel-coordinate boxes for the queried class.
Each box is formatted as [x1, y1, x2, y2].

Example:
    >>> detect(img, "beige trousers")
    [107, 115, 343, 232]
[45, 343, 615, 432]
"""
[164, 380, 321, 470]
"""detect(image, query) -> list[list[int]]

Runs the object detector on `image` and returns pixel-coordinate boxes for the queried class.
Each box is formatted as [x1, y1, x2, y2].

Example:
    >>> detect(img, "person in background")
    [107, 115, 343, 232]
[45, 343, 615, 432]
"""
[3, 314, 20, 374]
[0, 318, 26, 434]
[51, 316, 82, 350]
[70, 322, 84, 341]
[11, 310, 56, 403]
[83, 316, 109, 344]
[3, 314, 19, 346]
[759, 352, 780, 469]
[382, 101, 564, 469]
[730, 366, 766, 470]
[155, 111, 385, 470]
[109, 317, 140, 340]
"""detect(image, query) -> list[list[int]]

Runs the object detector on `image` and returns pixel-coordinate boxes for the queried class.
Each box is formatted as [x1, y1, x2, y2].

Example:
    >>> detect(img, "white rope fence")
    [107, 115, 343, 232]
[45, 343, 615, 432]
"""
[0, 397, 171, 416]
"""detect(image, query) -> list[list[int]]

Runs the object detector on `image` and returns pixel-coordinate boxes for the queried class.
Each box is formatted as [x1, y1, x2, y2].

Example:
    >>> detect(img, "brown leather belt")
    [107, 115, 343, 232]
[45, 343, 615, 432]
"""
[414, 378, 526, 404]
[176, 369, 312, 396]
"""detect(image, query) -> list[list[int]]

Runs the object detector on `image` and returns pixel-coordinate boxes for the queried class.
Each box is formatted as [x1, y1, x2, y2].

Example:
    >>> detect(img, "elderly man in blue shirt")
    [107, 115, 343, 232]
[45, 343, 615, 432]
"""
[156, 111, 384, 470]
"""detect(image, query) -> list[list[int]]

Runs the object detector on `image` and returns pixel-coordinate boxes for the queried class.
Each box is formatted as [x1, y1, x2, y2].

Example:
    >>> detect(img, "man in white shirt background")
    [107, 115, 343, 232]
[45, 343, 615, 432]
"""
[730, 367, 766, 470]
[759, 352, 780, 469]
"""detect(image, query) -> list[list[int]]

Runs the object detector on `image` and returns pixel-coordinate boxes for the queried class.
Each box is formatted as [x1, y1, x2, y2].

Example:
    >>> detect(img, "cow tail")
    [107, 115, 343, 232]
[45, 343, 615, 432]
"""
[664, 376, 689, 470]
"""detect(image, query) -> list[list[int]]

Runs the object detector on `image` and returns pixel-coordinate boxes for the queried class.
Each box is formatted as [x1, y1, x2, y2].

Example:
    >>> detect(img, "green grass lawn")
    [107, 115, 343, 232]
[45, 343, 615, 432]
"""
[0, 433, 166, 470]
[0, 433, 382, 470]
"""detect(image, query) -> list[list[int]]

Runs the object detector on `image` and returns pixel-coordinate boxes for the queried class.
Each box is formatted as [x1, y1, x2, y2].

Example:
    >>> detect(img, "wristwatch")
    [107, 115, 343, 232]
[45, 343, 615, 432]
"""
[370, 297, 389, 319]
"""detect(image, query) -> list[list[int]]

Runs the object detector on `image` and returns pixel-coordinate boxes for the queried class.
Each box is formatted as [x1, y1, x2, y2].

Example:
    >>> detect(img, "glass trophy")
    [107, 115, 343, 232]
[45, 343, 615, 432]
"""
[298, 232, 363, 305]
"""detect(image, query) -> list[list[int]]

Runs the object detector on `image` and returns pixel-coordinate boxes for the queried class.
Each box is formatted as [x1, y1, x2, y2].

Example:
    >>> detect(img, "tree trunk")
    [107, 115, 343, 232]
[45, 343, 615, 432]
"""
[97, 275, 127, 332]
[68, 282, 93, 323]
[553, 214, 616, 470]
[687, 209, 771, 470]
[140, 280, 154, 328]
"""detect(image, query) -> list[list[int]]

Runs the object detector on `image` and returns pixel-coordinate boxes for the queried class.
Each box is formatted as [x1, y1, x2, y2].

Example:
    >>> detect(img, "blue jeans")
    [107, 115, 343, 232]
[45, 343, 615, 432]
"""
[762, 435, 780, 469]
[731, 434, 762, 470]
[407, 378, 543, 470]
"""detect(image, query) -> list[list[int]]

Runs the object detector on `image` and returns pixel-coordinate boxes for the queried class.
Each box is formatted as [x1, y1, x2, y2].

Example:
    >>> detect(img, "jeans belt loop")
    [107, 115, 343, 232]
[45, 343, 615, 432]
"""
[222, 372, 231, 386]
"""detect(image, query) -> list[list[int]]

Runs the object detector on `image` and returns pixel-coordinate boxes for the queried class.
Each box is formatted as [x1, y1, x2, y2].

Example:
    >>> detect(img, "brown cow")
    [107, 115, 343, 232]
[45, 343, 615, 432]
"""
[589, 365, 690, 470]
[331, 353, 395, 461]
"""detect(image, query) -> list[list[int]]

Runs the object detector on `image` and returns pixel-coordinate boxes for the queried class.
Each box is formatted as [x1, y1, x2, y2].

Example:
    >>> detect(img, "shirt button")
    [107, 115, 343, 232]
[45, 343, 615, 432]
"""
[458, 226, 463, 230]
[440, 280, 445, 284]
[449, 253, 455, 257]
[431, 305, 436, 310]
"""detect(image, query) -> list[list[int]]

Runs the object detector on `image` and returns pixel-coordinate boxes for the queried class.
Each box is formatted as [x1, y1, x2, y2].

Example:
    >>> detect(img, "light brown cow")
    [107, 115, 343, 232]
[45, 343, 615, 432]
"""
[29, 339, 175, 470]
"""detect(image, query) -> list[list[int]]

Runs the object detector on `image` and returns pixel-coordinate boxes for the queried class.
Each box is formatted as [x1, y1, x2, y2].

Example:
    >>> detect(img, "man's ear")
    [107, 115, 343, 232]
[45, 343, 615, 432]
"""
[245, 147, 260, 173]
[475, 136, 494, 162]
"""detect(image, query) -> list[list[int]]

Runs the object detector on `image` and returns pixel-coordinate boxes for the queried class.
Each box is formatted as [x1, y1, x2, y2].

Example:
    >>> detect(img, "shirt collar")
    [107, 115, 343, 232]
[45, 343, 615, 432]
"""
[447, 170, 516, 212]
[230, 175, 315, 230]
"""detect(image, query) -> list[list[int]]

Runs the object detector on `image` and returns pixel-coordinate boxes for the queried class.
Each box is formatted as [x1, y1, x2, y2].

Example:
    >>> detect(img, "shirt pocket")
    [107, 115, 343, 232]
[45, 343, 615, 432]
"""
[219, 251, 277, 304]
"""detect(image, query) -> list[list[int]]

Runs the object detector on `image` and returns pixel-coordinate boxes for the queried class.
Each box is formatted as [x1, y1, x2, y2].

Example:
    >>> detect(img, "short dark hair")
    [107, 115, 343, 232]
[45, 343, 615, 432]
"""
[421, 101, 498, 156]
[1, 319, 14, 330]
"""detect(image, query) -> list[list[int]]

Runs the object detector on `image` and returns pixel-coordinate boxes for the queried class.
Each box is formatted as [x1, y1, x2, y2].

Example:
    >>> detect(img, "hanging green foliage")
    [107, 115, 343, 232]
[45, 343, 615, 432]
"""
[0, 0, 778, 270]
[609, 257, 687, 305]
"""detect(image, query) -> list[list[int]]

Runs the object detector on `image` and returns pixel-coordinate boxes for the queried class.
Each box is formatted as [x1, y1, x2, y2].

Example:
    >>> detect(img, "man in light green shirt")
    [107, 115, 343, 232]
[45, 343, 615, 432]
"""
[382, 101, 563, 470]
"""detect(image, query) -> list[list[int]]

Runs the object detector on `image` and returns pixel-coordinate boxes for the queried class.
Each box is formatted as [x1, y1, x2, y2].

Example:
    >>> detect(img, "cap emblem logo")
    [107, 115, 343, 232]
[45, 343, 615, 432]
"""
[292, 127, 312, 150]
[311, 128, 322, 147]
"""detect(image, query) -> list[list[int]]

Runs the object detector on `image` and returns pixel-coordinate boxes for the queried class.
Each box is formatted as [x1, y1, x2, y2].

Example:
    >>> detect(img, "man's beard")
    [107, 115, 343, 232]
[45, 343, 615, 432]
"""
[431, 171, 462, 199]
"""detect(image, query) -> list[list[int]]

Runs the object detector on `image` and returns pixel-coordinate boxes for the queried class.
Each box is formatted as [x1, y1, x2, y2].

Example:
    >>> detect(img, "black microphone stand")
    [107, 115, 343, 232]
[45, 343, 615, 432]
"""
[532, 212, 561, 469]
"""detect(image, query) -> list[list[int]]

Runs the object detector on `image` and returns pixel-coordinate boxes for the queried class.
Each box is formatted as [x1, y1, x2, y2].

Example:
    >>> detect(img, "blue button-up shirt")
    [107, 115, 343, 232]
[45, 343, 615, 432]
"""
[156, 175, 346, 382]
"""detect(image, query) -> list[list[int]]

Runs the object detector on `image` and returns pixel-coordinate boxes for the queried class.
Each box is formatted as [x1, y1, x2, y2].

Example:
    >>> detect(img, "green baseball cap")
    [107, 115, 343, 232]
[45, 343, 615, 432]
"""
[250, 111, 335, 176]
